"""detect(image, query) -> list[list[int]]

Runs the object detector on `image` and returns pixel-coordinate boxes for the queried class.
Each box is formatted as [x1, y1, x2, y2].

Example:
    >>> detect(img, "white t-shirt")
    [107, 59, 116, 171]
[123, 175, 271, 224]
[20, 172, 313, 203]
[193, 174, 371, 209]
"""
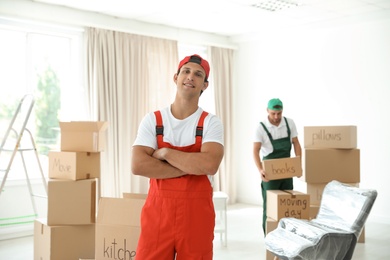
[133, 106, 224, 149]
[253, 117, 298, 157]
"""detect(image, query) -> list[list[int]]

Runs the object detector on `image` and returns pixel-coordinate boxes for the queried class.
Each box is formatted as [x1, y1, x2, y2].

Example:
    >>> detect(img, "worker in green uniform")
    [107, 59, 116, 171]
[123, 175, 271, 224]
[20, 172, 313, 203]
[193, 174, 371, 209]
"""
[253, 98, 302, 234]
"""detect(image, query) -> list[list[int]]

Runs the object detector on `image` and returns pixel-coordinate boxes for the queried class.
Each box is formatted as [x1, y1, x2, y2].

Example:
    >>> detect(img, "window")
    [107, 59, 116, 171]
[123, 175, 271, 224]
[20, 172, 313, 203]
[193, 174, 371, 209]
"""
[0, 18, 84, 180]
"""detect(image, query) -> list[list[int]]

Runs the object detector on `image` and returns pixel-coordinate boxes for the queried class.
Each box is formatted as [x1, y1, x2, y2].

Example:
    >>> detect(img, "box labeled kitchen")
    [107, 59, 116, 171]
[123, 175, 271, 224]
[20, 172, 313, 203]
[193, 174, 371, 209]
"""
[95, 195, 146, 260]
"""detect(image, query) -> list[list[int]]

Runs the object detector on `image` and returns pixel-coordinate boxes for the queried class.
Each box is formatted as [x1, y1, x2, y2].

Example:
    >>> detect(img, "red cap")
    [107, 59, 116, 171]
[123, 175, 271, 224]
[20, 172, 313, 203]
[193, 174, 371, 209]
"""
[177, 54, 210, 80]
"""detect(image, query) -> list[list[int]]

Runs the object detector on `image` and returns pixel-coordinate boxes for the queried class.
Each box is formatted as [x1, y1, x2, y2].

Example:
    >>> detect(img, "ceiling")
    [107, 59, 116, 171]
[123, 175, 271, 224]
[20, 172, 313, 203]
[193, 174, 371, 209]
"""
[35, 0, 390, 37]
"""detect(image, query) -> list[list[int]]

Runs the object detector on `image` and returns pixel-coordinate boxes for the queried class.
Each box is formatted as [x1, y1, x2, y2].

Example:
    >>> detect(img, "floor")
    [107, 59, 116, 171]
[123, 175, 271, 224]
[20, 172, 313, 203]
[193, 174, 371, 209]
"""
[0, 203, 389, 260]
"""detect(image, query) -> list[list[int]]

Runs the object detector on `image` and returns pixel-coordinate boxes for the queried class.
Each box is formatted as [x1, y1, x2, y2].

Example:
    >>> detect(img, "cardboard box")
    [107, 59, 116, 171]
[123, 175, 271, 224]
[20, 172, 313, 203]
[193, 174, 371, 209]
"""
[60, 121, 108, 152]
[358, 227, 365, 243]
[265, 217, 278, 234]
[303, 149, 360, 183]
[304, 126, 357, 149]
[262, 157, 302, 180]
[47, 179, 96, 225]
[266, 190, 310, 221]
[34, 218, 95, 260]
[265, 217, 279, 260]
[95, 195, 146, 260]
[123, 193, 148, 199]
[306, 182, 359, 206]
[49, 151, 100, 180]
[310, 205, 320, 219]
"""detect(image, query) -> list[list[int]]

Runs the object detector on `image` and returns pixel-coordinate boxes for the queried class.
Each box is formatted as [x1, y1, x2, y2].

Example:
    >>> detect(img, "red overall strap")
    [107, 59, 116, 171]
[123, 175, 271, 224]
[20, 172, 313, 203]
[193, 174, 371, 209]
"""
[154, 110, 209, 148]
[195, 111, 209, 145]
[154, 110, 164, 147]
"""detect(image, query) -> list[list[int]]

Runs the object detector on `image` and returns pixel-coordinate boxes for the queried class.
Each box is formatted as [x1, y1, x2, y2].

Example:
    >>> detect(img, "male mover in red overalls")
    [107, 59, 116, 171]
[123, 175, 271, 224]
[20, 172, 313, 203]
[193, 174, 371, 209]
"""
[132, 54, 224, 260]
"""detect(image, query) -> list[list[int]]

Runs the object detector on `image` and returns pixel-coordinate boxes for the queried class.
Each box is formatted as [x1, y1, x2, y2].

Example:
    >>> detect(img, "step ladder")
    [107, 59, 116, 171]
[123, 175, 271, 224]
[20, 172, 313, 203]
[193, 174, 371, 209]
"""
[0, 94, 48, 221]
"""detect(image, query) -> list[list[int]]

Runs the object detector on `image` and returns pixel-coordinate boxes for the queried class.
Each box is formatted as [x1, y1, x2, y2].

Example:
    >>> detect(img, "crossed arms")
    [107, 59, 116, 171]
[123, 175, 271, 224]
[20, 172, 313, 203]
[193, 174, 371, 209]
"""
[131, 142, 224, 179]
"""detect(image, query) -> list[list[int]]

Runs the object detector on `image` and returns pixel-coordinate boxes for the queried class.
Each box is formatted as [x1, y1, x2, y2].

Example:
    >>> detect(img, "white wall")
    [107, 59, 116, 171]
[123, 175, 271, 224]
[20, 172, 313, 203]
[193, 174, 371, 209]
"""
[233, 17, 390, 223]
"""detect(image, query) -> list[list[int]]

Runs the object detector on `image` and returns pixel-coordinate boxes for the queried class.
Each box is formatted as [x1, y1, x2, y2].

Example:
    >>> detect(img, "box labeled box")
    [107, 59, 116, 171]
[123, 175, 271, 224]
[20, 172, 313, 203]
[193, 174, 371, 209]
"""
[304, 149, 360, 183]
[47, 179, 96, 225]
[49, 151, 100, 180]
[95, 195, 146, 260]
[60, 121, 108, 152]
[266, 190, 310, 221]
[34, 218, 95, 260]
[262, 157, 302, 180]
[307, 182, 359, 205]
[304, 126, 357, 149]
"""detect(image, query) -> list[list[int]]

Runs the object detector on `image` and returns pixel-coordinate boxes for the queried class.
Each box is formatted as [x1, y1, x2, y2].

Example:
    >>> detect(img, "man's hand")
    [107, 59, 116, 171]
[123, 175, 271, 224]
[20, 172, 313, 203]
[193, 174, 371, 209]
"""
[152, 147, 169, 161]
[260, 169, 269, 182]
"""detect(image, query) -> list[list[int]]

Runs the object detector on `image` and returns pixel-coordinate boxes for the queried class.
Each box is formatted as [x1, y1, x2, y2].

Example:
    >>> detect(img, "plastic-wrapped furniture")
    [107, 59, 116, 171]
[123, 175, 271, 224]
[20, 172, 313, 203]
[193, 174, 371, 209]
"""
[265, 180, 377, 260]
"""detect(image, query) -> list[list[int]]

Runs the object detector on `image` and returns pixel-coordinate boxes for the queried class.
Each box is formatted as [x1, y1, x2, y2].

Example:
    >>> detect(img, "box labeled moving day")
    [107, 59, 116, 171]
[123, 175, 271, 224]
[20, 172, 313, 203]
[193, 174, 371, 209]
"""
[304, 125, 357, 149]
[304, 149, 360, 183]
[95, 195, 146, 260]
[262, 157, 302, 180]
[34, 218, 95, 260]
[60, 121, 108, 152]
[49, 151, 100, 180]
[47, 179, 96, 225]
[266, 190, 310, 221]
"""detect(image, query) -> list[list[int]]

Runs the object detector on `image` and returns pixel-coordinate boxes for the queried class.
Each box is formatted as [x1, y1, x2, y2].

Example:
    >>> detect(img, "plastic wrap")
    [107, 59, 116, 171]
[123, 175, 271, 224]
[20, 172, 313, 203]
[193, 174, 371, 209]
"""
[265, 180, 377, 260]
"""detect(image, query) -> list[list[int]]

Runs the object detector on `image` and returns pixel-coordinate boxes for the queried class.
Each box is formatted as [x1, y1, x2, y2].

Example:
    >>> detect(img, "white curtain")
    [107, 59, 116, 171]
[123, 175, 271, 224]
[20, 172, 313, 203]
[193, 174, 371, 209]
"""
[85, 28, 178, 197]
[210, 47, 236, 203]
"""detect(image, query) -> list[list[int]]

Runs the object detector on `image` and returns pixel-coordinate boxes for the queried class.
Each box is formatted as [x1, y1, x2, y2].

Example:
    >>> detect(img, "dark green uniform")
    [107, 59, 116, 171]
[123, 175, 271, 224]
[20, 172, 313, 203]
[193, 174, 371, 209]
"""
[260, 117, 293, 234]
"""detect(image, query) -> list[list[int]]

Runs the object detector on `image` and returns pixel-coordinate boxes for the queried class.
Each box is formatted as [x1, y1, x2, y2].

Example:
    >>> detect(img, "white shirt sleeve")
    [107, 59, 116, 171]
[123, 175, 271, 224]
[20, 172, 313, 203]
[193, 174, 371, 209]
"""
[132, 112, 158, 149]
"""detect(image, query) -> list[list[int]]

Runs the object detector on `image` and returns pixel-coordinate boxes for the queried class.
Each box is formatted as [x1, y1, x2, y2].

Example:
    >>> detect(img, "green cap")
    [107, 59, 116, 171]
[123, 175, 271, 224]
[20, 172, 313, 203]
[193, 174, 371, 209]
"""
[267, 98, 283, 111]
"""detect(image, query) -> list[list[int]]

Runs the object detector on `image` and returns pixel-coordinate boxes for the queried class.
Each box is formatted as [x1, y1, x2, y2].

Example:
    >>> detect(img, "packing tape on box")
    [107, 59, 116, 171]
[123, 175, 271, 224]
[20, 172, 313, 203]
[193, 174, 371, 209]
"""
[282, 190, 296, 198]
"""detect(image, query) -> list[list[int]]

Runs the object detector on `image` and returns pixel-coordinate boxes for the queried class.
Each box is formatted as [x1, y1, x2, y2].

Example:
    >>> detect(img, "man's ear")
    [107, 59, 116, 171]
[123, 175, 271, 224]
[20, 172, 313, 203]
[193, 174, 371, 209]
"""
[173, 73, 178, 83]
[202, 81, 209, 92]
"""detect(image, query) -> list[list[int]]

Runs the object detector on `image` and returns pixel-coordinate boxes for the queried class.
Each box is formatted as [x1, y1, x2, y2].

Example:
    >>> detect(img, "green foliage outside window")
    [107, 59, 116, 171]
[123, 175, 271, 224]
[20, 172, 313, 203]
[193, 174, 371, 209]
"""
[34, 65, 61, 155]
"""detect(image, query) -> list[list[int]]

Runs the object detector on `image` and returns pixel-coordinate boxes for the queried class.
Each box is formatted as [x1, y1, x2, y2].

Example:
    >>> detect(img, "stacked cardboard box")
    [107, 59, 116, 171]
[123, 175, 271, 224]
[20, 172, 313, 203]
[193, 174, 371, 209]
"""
[303, 125, 364, 242]
[34, 121, 108, 260]
[265, 190, 310, 259]
[262, 156, 302, 181]
[94, 193, 146, 260]
[261, 144, 306, 259]
[261, 147, 307, 259]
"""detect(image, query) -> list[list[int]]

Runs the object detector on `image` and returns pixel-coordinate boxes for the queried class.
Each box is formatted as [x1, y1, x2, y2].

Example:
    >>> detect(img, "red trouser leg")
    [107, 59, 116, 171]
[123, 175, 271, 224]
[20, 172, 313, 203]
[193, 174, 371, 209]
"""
[136, 194, 215, 260]
[135, 196, 175, 260]
[175, 196, 215, 260]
